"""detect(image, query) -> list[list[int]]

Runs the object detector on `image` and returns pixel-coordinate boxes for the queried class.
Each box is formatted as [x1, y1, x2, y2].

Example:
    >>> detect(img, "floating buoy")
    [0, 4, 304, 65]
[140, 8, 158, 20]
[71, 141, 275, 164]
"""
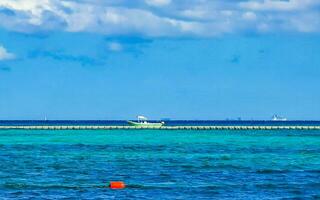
[109, 181, 126, 189]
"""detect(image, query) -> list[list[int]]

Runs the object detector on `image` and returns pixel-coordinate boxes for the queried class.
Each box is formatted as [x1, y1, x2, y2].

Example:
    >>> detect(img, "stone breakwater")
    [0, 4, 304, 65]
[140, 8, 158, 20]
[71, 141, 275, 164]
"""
[0, 125, 320, 130]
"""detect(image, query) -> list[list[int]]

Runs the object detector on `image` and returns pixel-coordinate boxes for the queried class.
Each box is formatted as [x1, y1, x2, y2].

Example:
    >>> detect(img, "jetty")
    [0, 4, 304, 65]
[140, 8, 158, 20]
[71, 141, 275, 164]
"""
[0, 125, 320, 130]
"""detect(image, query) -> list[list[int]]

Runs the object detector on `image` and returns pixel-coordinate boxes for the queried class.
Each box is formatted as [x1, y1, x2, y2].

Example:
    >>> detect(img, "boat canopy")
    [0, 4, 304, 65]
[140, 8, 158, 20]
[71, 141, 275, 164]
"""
[137, 115, 148, 121]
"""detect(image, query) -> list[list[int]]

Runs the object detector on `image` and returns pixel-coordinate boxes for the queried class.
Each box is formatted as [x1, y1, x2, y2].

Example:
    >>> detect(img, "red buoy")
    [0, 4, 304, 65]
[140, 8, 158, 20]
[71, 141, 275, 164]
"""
[109, 181, 126, 189]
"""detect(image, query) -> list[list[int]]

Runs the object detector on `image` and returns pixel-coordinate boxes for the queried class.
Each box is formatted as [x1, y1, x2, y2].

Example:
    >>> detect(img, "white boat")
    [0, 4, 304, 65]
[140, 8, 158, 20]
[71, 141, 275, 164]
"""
[271, 115, 287, 121]
[127, 116, 165, 128]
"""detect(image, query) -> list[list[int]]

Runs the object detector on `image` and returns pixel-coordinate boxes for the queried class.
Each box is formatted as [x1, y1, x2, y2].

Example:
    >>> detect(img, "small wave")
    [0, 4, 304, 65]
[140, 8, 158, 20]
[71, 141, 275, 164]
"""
[255, 169, 290, 174]
[127, 183, 223, 191]
[2, 182, 105, 190]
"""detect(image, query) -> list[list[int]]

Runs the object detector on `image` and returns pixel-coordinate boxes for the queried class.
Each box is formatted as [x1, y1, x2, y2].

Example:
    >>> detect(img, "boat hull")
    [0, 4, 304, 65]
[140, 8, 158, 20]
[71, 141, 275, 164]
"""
[127, 121, 164, 128]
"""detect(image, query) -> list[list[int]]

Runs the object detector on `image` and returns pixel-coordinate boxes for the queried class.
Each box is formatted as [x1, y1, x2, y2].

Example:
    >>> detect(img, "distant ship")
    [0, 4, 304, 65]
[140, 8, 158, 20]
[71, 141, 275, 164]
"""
[128, 116, 165, 128]
[271, 115, 287, 121]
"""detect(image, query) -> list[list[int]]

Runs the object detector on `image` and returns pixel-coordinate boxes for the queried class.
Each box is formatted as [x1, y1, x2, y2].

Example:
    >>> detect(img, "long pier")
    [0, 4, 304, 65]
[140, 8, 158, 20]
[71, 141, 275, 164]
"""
[0, 125, 320, 130]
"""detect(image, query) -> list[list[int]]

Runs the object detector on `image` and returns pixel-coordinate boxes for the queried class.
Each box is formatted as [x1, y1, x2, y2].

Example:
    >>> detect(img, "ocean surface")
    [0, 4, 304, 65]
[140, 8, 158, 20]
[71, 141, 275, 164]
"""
[1, 128, 320, 199]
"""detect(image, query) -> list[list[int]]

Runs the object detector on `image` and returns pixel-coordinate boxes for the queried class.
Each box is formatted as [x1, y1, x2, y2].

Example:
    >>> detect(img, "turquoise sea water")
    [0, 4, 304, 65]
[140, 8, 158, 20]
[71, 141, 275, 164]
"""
[0, 130, 320, 199]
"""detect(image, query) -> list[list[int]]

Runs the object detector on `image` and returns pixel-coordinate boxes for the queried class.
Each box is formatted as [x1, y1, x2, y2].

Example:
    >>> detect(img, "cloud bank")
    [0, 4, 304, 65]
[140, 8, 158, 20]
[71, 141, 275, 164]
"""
[0, 0, 319, 37]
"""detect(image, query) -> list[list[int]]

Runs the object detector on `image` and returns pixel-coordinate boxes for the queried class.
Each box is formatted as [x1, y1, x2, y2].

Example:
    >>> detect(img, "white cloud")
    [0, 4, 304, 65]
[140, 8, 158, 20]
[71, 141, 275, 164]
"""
[108, 42, 122, 51]
[240, 0, 320, 11]
[145, 0, 171, 7]
[181, 8, 207, 19]
[0, 0, 199, 36]
[0, 46, 15, 60]
[0, 0, 319, 37]
[242, 12, 257, 21]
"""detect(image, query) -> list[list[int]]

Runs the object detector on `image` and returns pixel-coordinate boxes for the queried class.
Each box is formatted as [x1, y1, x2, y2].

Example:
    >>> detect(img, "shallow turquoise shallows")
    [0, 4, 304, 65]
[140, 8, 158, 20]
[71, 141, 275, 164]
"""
[0, 130, 320, 199]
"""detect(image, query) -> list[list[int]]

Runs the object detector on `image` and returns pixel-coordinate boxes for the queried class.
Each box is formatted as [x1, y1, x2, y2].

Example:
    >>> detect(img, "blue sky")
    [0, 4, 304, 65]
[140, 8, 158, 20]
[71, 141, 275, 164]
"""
[0, 0, 320, 120]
